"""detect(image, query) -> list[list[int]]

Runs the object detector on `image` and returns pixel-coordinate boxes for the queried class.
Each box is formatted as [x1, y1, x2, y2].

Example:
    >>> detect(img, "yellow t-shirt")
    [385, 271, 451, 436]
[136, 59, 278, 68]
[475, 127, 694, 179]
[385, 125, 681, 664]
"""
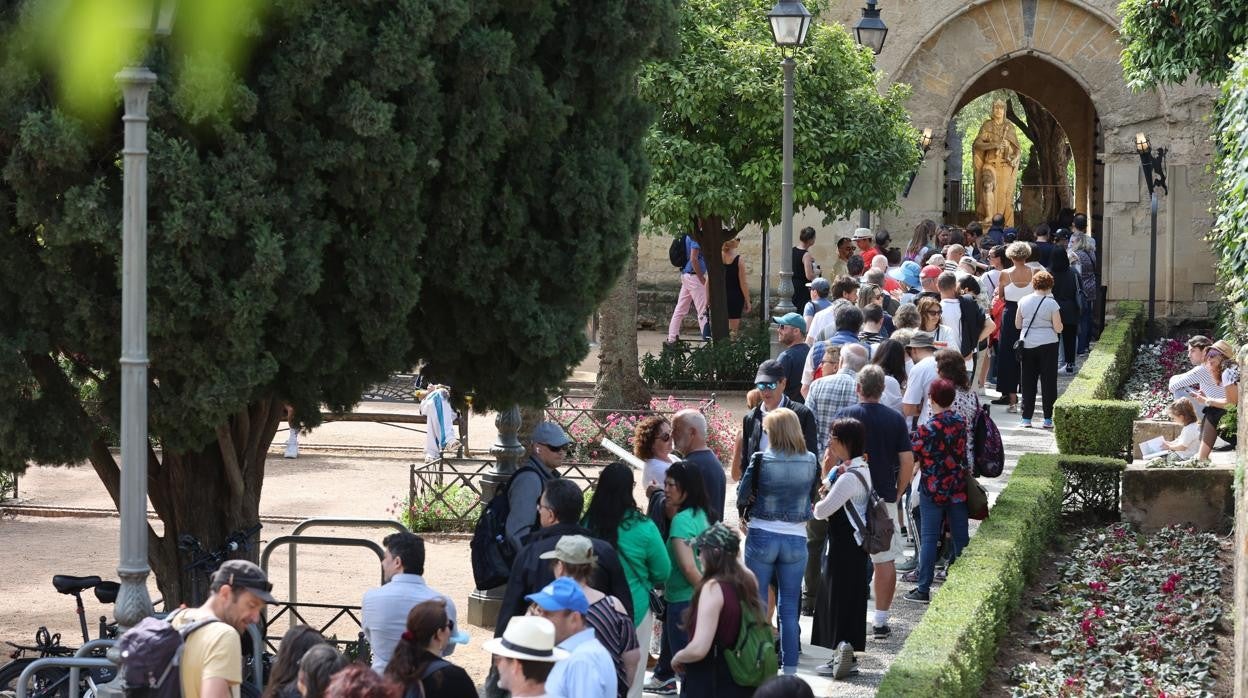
[169, 608, 242, 698]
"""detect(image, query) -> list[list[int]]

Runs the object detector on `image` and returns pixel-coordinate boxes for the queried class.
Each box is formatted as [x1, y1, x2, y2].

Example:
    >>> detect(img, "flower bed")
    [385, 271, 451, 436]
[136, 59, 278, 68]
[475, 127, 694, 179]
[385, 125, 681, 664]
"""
[1009, 524, 1225, 697]
[1121, 337, 1192, 418]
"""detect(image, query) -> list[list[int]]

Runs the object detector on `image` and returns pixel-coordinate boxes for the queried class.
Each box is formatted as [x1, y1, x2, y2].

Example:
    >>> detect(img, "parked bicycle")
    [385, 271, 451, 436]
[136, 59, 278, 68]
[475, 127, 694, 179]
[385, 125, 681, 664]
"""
[0, 575, 119, 698]
[178, 524, 272, 698]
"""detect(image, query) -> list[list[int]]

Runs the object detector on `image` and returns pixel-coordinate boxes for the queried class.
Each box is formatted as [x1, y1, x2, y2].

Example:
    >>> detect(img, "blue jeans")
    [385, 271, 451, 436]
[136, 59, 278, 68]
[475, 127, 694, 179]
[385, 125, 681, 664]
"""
[744, 527, 807, 669]
[916, 495, 970, 594]
[1077, 297, 1093, 354]
[653, 599, 691, 681]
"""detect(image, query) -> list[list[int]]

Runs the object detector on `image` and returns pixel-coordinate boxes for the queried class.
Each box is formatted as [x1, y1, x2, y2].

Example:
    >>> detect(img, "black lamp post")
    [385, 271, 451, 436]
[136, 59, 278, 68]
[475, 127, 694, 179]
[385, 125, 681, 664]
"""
[853, 0, 887, 227]
[766, 0, 812, 319]
[1135, 133, 1168, 326]
[853, 0, 888, 55]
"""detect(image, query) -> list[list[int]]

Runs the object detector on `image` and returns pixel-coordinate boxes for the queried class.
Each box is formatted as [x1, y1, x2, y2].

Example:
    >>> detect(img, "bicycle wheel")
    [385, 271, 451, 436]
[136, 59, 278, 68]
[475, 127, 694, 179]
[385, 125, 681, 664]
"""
[0, 658, 71, 698]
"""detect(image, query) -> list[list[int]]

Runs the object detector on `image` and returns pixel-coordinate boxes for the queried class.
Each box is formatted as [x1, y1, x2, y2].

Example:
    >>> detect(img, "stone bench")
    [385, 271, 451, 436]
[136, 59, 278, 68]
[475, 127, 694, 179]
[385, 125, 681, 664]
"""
[1121, 463, 1235, 533]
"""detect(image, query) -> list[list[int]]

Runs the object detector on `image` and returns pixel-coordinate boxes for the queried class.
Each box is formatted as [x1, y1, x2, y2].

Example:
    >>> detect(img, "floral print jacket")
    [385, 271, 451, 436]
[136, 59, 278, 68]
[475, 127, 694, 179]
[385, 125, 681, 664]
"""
[911, 410, 968, 505]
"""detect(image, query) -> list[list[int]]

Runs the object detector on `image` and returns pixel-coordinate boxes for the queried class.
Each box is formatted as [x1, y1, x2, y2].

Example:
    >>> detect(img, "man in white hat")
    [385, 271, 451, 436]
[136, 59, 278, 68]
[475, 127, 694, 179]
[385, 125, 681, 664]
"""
[483, 615, 568, 698]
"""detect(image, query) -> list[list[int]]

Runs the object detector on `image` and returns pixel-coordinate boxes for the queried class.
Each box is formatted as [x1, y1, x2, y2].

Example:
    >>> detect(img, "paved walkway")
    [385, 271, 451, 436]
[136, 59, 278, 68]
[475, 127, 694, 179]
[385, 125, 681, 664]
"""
[713, 353, 1082, 696]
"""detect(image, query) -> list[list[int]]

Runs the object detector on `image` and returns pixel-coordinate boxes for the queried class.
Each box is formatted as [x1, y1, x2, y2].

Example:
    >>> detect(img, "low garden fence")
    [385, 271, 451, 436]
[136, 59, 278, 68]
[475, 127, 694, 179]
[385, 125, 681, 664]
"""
[401, 393, 734, 533]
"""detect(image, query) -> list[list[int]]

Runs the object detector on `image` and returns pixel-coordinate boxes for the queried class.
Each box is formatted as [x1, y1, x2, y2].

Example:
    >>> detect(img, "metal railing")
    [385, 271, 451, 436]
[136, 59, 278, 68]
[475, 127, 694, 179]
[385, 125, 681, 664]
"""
[15, 658, 113, 698]
[285, 519, 406, 605]
[258, 534, 385, 655]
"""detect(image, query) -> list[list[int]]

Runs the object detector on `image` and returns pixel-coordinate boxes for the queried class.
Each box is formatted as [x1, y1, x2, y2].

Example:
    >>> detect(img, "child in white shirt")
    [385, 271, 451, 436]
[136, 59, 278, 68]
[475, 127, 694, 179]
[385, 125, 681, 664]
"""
[1164, 398, 1200, 459]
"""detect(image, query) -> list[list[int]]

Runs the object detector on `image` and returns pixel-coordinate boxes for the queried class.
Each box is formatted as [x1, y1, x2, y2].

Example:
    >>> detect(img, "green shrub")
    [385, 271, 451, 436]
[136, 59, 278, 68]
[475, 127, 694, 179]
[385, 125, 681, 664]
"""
[1058, 456, 1127, 518]
[877, 453, 1068, 697]
[394, 484, 480, 533]
[640, 323, 769, 389]
[1053, 302, 1144, 458]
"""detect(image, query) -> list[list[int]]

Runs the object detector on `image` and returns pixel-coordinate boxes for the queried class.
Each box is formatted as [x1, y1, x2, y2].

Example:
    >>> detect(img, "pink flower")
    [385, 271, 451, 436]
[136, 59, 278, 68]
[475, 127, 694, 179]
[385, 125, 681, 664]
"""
[1085, 635, 1097, 647]
[1088, 581, 1108, 592]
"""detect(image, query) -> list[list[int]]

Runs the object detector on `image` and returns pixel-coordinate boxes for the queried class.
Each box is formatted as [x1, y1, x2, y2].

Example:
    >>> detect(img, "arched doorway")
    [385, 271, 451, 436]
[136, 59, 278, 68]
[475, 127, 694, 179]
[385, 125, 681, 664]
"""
[943, 54, 1099, 241]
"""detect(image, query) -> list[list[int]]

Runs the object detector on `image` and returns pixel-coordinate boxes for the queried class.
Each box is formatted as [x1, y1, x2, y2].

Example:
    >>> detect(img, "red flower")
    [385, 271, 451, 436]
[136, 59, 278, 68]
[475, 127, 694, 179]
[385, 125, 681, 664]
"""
[1085, 635, 1097, 647]
[1088, 581, 1108, 592]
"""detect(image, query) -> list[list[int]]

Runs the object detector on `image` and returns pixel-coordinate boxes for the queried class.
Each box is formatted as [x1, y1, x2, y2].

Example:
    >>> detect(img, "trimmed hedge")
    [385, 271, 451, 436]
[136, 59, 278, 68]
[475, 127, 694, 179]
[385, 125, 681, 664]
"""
[1053, 301, 1145, 458]
[877, 454, 1113, 697]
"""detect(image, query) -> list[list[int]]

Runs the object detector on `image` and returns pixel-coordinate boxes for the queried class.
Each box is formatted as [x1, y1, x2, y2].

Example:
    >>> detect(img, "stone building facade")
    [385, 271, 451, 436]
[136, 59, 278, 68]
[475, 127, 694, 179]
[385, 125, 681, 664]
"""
[636, 0, 1218, 320]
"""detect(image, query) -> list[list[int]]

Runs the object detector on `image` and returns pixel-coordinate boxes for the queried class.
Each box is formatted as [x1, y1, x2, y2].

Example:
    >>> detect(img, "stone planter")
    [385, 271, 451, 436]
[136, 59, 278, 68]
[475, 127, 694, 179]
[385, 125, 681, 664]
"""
[1132, 418, 1181, 461]
[1121, 464, 1235, 533]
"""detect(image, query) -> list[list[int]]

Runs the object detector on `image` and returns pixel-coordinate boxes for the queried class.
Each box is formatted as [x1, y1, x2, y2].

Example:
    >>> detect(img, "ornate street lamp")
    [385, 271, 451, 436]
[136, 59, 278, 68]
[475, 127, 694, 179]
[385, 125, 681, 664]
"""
[902, 127, 935, 198]
[1135, 133, 1168, 326]
[853, 0, 888, 56]
[114, 0, 177, 636]
[852, 0, 887, 228]
[766, 0, 812, 323]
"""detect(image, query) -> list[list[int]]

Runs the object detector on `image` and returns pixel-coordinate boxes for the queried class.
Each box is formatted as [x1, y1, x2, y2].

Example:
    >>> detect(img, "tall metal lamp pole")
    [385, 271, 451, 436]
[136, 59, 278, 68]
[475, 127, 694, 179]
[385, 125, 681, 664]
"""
[852, 0, 888, 230]
[767, 0, 812, 319]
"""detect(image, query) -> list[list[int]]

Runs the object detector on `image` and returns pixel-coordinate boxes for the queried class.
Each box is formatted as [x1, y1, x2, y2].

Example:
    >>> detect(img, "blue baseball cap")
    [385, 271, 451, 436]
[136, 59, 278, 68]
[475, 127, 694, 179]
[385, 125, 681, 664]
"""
[525, 577, 589, 615]
[888, 260, 922, 289]
[771, 312, 806, 333]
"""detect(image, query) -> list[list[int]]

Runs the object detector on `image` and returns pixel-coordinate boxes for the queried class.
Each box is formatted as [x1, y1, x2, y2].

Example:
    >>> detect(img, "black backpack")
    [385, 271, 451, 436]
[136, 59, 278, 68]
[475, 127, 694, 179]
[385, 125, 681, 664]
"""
[470, 465, 541, 589]
[118, 611, 221, 698]
[668, 236, 689, 269]
[401, 659, 451, 698]
[958, 296, 986, 356]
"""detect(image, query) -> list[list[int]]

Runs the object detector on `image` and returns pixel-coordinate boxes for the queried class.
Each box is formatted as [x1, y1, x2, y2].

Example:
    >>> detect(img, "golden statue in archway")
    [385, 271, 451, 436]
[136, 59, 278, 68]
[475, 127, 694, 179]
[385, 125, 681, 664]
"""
[972, 99, 1022, 227]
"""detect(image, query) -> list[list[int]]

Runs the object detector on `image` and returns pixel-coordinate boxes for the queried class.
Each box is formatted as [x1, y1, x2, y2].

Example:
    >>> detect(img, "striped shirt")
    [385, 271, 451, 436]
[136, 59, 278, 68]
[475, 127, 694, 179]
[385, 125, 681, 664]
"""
[585, 596, 638, 698]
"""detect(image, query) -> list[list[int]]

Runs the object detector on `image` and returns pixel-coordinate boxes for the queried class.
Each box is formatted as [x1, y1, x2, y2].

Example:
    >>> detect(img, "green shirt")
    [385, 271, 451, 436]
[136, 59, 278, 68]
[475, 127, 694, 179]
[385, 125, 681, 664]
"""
[615, 511, 672, 626]
[665, 507, 709, 604]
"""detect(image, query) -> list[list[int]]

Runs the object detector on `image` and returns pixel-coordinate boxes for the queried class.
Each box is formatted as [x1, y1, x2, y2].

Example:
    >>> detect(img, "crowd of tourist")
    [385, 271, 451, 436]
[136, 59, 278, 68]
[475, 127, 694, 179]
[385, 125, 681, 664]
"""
[163, 215, 1137, 698]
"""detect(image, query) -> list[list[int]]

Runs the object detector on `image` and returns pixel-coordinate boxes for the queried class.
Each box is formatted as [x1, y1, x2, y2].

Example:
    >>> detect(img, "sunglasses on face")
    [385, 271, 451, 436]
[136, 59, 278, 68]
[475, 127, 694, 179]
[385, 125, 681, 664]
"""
[756, 381, 779, 391]
[924, 310, 942, 316]
[544, 443, 566, 452]
[657, 432, 672, 442]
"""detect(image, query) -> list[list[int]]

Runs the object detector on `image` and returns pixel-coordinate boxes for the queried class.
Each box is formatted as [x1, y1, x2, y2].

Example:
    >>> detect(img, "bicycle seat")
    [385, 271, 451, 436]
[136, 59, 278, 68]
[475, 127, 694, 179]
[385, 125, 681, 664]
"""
[94, 581, 120, 604]
[53, 575, 102, 595]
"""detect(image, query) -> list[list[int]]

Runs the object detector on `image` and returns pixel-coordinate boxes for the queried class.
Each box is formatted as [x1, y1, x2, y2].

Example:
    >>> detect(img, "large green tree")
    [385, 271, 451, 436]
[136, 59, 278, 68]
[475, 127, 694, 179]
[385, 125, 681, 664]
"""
[1119, 0, 1248, 89]
[0, 0, 676, 602]
[638, 0, 918, 338]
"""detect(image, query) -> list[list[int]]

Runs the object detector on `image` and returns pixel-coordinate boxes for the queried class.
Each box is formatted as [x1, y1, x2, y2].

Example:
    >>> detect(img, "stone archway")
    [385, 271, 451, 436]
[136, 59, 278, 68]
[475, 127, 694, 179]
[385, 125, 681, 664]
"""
[950, 54, 1098, 230]
[866, 0, 1216, 317]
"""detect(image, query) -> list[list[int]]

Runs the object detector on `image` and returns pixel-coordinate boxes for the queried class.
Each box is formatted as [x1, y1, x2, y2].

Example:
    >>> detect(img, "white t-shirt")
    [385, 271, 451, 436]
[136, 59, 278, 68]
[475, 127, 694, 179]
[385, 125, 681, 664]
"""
[805, 299, 852, 345]
[881, 375, 904, 414]
[903, 355, 939, 422]
[939, 298, 963, 353]
[643, 456, 675, 489]
[1172, 422, 1200, 459]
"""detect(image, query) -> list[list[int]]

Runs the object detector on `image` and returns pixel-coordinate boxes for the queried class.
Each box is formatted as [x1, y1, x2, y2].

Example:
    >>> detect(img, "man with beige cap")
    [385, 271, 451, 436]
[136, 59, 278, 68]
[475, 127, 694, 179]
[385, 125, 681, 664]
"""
[483, 615, 568, 698]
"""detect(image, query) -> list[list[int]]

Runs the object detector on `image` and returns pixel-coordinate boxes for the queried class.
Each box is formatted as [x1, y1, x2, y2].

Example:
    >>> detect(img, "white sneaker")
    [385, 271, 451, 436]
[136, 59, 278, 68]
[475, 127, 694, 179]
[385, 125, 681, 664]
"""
[284, 444, 298, 459]
[833, 641, 857, 679]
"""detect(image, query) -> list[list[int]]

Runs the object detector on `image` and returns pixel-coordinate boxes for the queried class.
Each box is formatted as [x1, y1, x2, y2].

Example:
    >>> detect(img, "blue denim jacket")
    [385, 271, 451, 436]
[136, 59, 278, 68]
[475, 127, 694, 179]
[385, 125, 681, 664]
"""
[737, 449, 820, 523]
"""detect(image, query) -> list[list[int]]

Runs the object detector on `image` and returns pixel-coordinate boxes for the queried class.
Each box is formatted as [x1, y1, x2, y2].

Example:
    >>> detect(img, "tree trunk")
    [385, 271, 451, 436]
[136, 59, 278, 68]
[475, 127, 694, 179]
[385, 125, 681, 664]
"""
[593, 231, 651, 411]
[692, 216, 733, 341]
[87, 398, 281, 607]
[1007, 96, 1073, 226]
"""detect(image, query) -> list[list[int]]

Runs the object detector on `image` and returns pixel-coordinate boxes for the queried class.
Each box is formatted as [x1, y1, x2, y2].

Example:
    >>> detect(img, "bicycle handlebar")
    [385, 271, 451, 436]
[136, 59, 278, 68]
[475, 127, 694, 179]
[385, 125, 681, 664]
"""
[183, 524, 264, 573]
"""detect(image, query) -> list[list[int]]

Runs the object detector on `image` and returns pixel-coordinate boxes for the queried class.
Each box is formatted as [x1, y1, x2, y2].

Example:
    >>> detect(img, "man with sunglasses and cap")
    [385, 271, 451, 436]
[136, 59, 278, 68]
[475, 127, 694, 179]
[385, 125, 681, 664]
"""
[504, 421, 573, 556]
[170, 560, 276, 698]
[484, 615, 568, 698]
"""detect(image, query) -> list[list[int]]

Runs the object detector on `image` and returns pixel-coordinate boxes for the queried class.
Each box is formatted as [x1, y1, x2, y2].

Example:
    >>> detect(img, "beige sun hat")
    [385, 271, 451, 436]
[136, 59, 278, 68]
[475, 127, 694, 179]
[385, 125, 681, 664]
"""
[481, 616, 569, 663]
